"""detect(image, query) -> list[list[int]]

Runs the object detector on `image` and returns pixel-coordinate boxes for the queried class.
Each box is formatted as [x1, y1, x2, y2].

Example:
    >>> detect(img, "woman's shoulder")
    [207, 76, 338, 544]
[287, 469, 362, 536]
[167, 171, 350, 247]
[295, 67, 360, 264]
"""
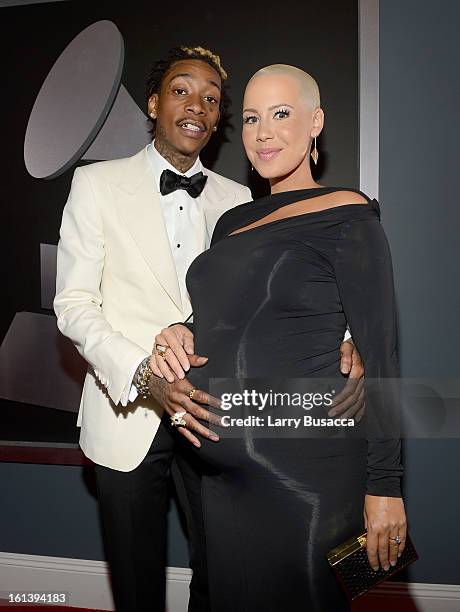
[265, 187, 375, 217]
[322, 189, 370, 207]
[276, 187, 379, 227]
[313, 188, 380, 222]
[289, 188, 373, 218]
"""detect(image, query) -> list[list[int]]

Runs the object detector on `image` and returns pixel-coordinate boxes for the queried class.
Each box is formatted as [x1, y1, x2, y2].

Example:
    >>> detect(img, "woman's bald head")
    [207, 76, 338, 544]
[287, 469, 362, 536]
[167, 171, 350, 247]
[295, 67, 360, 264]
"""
[248, 64, 320, 110]
[242, 63, 324, 184]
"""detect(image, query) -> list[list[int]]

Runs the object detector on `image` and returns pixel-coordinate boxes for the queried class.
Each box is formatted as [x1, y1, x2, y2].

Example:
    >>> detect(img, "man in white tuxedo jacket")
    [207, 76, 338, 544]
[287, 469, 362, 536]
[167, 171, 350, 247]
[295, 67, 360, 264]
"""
[55, 46, 251, 612]
[55, 46, 363, 612]
[55, 140, 249, 472]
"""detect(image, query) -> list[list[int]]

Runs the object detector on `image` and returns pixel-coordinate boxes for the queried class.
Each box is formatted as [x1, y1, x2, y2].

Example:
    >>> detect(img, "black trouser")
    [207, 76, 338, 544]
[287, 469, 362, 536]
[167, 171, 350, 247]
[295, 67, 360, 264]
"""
[172, 436, 211, 612]
[94, 416, 210, 612]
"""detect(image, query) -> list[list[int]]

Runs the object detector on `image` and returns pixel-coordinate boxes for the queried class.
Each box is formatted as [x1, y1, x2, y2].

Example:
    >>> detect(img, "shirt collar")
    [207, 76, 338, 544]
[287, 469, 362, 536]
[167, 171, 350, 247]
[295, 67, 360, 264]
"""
[147, 141, 203, 192]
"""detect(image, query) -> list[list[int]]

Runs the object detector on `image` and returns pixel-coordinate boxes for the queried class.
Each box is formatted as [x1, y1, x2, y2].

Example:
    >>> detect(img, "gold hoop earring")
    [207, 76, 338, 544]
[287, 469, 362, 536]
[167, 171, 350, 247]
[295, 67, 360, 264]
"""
[311, 136, 319, 165]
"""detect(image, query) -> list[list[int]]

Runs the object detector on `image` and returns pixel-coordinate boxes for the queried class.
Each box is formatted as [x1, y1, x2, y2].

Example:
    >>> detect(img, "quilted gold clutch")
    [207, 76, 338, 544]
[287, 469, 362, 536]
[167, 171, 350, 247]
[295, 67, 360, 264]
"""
[326, 531, 418, 600]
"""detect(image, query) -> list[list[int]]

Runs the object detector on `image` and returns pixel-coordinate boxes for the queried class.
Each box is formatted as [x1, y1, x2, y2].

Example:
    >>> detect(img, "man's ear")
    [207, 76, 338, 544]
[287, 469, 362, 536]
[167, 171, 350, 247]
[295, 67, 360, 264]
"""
[148, 94, 159, 119]
[213, 109, 221, 131]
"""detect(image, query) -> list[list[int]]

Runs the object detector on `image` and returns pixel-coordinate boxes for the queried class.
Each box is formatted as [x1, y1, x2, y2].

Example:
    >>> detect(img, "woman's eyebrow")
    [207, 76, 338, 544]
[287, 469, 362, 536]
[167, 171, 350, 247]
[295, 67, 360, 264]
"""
[243, 103, 294, 113]
[268, 103, 294, 110]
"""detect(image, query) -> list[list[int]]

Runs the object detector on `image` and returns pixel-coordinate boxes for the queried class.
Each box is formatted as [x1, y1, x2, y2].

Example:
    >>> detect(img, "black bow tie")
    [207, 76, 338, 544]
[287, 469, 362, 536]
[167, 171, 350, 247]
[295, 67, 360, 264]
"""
[159, 169, 208, 199]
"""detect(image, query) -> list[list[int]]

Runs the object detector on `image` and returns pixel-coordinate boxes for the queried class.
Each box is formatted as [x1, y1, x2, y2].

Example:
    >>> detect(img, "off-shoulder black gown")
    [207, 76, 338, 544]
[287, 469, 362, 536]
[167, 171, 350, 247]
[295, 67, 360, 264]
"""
[181, 187, 403, 611]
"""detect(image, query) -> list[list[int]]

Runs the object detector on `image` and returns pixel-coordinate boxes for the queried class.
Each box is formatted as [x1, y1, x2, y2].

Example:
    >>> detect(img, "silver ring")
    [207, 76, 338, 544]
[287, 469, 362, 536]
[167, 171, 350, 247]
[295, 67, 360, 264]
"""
[170, 411, 187, 427]
[389, 535, 402, 544]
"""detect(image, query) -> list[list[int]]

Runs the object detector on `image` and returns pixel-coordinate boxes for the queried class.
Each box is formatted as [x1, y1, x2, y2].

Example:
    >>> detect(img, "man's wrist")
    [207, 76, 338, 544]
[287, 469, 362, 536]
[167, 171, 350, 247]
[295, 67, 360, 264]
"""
[133, 356, 153, 398]
[147, 371, 166, 403]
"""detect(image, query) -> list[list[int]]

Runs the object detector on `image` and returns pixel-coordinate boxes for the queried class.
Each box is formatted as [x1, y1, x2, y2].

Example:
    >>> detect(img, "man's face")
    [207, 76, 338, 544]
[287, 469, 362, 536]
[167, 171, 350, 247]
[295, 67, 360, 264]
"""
[149, 59, 222, 159]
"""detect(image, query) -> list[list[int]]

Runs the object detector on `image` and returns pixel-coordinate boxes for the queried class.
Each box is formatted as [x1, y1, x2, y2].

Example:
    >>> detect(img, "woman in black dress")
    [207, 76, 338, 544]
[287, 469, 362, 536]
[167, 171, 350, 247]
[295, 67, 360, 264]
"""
[154, 64, 407, 611]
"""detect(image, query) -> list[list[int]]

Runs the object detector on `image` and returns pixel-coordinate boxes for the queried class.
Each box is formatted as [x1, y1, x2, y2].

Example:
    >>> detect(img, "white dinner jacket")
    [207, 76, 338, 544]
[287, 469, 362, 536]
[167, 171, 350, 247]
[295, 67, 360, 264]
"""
[54, 146, 252, 471]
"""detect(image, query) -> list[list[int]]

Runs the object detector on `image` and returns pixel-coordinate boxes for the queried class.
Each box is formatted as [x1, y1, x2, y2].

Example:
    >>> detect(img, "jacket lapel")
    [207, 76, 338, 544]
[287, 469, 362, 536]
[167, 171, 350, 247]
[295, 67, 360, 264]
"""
[201, 171, 238, 247]
[113, 149, 182, 312]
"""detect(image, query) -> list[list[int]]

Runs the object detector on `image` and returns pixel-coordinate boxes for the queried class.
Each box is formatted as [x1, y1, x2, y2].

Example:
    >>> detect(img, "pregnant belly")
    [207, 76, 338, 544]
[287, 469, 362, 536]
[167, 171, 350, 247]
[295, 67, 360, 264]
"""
[184, 386, 366, 473]
[183, 344, 363, 469]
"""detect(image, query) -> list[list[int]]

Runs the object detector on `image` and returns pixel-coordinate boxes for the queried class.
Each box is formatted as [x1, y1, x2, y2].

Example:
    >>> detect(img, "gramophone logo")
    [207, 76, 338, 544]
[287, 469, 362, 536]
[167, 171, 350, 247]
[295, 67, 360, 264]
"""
[0, 21, 150, 414]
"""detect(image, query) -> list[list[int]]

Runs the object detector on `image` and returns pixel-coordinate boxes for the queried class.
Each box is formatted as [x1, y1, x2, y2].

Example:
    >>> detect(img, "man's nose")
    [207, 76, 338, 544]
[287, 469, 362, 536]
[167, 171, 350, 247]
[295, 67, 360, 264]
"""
[185, 94, 206, 115]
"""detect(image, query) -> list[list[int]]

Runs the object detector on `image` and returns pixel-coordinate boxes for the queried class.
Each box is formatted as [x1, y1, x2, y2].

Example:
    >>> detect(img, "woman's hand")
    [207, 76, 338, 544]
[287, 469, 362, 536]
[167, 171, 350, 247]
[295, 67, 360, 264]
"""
[150, 324, 208, 383]
[328, 340, 365, 422]
[363, 495, 407, 571]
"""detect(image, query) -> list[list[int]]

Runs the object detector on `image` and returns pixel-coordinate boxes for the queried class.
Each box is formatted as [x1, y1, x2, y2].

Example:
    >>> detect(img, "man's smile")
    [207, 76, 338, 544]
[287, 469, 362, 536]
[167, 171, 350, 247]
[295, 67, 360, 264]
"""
[177, 118, 207, 138]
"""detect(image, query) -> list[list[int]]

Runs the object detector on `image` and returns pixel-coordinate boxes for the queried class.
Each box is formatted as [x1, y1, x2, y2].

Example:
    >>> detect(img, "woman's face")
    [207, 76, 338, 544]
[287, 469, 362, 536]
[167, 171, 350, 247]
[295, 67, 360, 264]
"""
[242, 73, 321, 180]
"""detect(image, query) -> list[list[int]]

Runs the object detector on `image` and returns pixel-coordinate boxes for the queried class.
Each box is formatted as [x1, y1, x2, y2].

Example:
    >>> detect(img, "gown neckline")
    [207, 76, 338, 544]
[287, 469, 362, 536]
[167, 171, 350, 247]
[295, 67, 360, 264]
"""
[224, 187, 379, 239]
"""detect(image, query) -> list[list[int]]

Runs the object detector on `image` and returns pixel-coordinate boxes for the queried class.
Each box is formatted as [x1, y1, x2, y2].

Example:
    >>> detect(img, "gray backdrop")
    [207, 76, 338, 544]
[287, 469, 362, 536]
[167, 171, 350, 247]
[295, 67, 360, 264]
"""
[379, 0, 460, 585]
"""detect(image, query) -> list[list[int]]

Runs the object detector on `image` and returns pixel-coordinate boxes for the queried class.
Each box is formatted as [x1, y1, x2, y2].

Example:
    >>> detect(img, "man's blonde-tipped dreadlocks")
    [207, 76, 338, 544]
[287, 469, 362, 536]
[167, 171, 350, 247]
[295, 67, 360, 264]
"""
[180, 46, 228, 80]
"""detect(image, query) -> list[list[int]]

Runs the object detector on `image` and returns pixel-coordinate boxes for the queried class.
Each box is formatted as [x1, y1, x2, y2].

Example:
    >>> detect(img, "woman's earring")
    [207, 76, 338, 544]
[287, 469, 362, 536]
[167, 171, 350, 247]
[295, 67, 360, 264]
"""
[251, 165, 254, 171]
[212, 126, 217, 132]
[311, 136, 319, 165]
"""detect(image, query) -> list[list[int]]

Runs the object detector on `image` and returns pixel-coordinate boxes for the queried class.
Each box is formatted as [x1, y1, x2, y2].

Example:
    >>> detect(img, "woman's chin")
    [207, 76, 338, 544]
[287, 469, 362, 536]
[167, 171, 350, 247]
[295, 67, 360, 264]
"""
[254, 166, 280, 180]
[254, 162, 297, 181]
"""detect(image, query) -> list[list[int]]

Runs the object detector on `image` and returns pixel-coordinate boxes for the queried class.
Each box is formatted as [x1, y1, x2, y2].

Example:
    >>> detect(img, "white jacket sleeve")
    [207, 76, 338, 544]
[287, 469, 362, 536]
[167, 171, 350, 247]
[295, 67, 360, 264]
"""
[54, 167, 149, 406]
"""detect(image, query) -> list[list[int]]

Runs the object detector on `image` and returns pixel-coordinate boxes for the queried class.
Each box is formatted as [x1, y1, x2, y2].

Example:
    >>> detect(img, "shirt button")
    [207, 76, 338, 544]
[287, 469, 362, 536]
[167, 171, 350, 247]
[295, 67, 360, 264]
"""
[177, 243, 181, 248]
[179, 206, 183, 211]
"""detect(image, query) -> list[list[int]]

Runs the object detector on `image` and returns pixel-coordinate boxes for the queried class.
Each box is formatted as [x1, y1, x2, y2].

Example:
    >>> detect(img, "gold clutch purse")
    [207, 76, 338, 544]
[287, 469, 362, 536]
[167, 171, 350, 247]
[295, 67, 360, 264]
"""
[326, 531, 418, 601]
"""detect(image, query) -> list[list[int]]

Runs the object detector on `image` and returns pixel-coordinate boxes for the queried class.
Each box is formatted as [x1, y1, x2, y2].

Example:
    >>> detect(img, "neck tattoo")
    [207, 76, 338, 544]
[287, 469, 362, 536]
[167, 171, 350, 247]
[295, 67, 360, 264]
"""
[155, 127, 197, 173]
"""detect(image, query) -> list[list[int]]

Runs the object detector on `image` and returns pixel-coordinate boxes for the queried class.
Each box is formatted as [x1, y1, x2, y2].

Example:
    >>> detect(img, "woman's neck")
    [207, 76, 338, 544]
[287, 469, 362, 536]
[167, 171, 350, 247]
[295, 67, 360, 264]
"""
[269, 157, 321, 194]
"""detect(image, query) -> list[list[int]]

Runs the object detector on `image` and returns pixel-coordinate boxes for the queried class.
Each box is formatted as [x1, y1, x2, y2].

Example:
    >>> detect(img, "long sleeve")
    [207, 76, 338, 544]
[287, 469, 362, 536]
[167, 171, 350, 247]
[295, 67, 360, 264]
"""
[333, 214, 403, 497]
[54, 167, 149, 406]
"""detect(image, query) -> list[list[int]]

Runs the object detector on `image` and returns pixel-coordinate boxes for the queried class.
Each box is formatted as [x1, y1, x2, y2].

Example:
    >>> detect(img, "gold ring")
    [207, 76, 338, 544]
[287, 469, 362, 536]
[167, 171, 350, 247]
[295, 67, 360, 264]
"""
[189, 388, 196, 400]
[155, 343, 169, 360]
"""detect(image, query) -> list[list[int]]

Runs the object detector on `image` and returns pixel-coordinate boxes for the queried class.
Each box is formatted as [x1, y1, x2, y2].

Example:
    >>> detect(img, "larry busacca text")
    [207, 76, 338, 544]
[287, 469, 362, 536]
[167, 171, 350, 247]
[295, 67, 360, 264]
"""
[216, 388, 358, 432]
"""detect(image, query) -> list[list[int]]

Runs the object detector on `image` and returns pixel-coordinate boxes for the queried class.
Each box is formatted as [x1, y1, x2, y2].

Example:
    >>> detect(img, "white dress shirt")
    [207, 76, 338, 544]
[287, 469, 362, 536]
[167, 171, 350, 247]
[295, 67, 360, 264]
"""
[147, 142, 205, 306]
[123, 142, 206, 404]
